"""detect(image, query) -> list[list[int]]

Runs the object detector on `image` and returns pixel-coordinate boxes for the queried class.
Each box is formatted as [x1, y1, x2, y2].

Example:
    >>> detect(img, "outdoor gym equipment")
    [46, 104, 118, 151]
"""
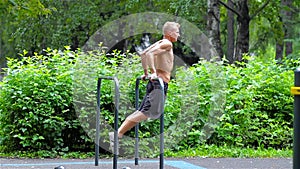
[291, 68, 300, 169]
[95, 76, 165, 169]
[95, 76, 120, 169]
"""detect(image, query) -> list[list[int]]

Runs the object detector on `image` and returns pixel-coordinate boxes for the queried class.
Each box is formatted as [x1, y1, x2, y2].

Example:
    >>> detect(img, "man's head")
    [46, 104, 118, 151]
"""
[162, 22, 180, 42]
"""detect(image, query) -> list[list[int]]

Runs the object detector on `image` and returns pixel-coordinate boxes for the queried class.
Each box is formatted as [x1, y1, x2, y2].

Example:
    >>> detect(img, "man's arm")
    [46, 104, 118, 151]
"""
[140, 39, 172, 78]
[147, 40, 172, 73]
[140, 53, 149, 76]
[145, 40, 172, 55]
[147, 52, 156, 74]
[140, 41, 161, 76]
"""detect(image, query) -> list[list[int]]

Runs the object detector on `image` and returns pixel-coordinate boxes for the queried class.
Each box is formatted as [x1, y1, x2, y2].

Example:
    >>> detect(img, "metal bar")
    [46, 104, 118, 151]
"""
[113, 77, 120, 169]
[101, 76, 115, 80]
[95, 76, 171, 168]
[95, 78, 102, 166]
[134, 78, 141, 165]
[94, 76, 120, 169]
[136, 77, 165, 168]
[293, 68, 300, 169]
[158, 78, 165, 169]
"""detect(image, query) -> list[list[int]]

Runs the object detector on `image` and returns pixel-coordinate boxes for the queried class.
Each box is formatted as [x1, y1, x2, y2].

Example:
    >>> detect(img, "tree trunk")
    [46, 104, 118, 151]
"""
[226, 0, 235, 64]
[207, 0, 223, 60]
[235, 0, 250, 62]
[281, 0, 293, 56]
[276, 42, 284, 60]
[220, 0, 271, 63]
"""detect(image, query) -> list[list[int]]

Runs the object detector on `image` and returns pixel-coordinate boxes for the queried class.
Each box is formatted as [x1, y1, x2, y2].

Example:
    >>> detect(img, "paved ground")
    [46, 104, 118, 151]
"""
[0, 157, 292, 169]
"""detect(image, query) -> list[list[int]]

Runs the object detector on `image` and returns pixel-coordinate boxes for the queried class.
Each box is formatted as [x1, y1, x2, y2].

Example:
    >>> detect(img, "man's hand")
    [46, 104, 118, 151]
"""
[141, 74, 148, 81]
[149, 73, 158, 81]
[141, 73, 157, 81]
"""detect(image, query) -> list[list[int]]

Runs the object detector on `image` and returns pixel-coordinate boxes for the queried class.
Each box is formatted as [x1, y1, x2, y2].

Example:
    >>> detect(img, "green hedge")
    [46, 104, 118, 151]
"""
[0, 48, 90, 152]
[0, 48, 297, 156]
[207, 57, 294, 149]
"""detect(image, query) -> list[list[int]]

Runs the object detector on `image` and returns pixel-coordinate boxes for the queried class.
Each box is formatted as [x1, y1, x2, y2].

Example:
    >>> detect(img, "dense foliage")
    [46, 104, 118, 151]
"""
[206, 57, 294, 149]
[0, 48, 91, 153]
[1, 0, 299, 67]
[0, 48, 297, 157]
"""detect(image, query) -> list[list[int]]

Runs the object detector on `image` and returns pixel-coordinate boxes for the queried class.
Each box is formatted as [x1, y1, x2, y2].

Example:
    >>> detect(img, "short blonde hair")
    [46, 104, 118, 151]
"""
[162, 22, 180, 35]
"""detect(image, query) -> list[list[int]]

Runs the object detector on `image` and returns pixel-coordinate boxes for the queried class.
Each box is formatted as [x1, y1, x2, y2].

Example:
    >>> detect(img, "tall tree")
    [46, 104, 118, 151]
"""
[0, 0, 50, 79]
[283, 0, 293, 56]
[275, 36, 284, 60]
[235, 0, 250, 62]
[275, 0, 294, 60]
[226, 0, 235, 64]
[219, 0, 271, 62]
[207, 0, 224, 60]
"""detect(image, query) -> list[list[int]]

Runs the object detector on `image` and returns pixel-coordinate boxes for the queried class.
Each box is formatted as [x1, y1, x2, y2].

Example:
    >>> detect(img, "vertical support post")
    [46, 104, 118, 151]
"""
[94, 76, 119, 168]
[134, 78, 141, 165]
[132, 77, 165, 168]
[113, 77, 120, 169]
[95, 78, 102, 166]
[159, 111, 164, 169]
[293, 68, 300, 169]
[158, 78, 164, 169]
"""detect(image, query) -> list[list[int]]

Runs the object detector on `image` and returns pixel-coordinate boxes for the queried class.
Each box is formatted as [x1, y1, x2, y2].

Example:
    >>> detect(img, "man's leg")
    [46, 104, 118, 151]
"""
[109, 111, 148, 154]
[118, 110, 148, 138]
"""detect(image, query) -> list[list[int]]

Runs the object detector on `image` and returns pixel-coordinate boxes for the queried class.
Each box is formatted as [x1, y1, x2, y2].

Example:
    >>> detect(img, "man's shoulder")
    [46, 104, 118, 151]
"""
[160, 39, 172, 44]
[159, 39, 172, 50]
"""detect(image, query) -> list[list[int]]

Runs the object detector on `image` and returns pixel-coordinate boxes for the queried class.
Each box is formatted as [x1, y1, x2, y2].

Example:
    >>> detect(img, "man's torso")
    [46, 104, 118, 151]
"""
[155, 48, 174, 83]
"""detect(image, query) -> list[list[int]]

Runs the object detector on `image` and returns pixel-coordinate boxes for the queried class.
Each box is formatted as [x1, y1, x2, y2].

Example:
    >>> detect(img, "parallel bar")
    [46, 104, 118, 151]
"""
[158, 78, 165, 169]
[96, 76, 165, 168]
[133, 77, 165, 168]
[100, 76, 115, 80]
[95, 78, 102, 166]
[113, 77, 120, 169]
[134, 78, 141, 165]
[95, 76, 120, 169]
[160, 112, 164, 169]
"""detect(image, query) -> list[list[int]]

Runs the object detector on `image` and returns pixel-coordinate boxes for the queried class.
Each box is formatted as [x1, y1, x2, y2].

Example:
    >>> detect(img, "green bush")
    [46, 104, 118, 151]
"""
[0, 47, 140, 154]
[208, 56, 294, 149]
[0, 48, 91, 153]
[0, 48, 297, 156]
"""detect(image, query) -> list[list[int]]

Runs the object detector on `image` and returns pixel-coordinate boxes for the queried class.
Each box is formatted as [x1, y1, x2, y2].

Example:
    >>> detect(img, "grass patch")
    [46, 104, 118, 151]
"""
[0, 147, 96, 159]
[1, 144, 292, 159]
[165, 144, 292, 158]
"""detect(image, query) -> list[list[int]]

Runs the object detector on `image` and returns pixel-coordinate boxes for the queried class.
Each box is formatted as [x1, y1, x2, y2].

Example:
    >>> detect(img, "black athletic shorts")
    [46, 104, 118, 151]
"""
[138, 80, 168, 119]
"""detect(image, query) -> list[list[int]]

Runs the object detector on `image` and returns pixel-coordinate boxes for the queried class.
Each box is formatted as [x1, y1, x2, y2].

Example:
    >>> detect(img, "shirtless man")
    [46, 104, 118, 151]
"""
[109, 21, 180, 151]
